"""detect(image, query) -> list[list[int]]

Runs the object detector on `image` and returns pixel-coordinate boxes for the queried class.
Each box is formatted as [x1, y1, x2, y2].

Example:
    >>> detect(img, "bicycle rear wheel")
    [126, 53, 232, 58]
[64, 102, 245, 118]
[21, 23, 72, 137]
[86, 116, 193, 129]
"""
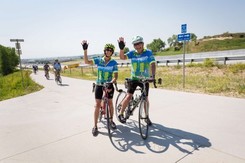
[115, 91, 127, 121]
[58, 76, 62, 84]
[138, 99, 149, 139]
[106, 102, 111, 137]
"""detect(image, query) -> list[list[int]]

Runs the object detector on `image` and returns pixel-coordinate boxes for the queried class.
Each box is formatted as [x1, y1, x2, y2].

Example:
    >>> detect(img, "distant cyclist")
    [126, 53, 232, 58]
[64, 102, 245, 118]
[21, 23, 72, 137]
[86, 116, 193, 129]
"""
[43, 62, 50, 79]
[32, 64, 38, 74]
[117, 36, 156, 125]
[81, 40, 118, 137]
[53, 59, 61, 80]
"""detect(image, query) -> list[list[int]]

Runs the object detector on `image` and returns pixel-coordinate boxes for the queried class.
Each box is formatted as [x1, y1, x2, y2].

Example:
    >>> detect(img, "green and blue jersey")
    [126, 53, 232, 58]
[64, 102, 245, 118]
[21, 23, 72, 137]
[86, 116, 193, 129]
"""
[125, 49, 155, 80]
[93, 57, 118, 84]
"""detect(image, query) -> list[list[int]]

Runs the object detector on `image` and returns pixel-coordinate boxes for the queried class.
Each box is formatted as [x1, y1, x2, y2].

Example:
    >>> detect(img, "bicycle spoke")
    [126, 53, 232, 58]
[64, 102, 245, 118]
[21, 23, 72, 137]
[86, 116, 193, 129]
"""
[115, 91, 126, 121]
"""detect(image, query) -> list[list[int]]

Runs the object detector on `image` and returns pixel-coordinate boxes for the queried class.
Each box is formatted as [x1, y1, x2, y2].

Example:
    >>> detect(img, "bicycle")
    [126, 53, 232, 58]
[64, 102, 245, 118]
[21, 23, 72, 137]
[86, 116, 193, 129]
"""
[92, 82, 120, 138]
[45, 70, 50, 80]
[115, 77, 157, 139]
[55, 71, 62, 85]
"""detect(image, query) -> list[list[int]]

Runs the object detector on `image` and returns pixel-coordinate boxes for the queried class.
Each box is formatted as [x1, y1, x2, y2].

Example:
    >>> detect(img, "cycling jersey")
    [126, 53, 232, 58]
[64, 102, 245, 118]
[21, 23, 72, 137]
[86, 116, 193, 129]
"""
[44, 64, 49, 71]
[125, 49, 155, 80]
[54, 62, 61, 71]
[93, 57, 118, 85]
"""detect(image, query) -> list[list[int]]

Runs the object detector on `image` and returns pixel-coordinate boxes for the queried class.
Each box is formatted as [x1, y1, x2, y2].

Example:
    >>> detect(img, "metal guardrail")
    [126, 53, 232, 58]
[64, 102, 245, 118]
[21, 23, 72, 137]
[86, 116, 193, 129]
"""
[115, 55, 245, 67]
[156, 55, 245, 66]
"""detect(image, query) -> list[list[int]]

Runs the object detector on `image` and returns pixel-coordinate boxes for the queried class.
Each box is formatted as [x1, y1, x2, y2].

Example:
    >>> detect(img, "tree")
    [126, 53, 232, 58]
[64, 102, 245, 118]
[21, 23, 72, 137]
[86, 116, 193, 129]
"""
[167, 34, 178, 47]
[0, 45, 19, 76]
[124, 47, 129, 54]
[146, 38, 165, 53]
[190, 33, 198, 45]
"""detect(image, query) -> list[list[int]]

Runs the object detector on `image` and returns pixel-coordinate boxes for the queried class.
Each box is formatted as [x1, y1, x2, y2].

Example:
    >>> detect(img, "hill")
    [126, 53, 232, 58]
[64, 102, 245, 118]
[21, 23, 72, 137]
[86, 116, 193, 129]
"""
[157, 32, 245, 56]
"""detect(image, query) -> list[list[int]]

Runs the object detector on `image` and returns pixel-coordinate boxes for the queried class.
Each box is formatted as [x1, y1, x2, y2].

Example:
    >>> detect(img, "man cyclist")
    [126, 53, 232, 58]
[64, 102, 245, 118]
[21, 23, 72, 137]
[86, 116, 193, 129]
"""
[81, 40, 118, 137]
[32, 64, 38, 74]
[43, 62, 50, 79]
[53, 59, 61, 80]
[117, 36, 156, 125]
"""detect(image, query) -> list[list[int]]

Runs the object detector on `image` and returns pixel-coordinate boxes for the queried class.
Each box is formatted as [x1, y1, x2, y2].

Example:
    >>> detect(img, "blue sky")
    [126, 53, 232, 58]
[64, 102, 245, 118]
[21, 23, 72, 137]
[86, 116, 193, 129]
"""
[1, 0, 244, 59]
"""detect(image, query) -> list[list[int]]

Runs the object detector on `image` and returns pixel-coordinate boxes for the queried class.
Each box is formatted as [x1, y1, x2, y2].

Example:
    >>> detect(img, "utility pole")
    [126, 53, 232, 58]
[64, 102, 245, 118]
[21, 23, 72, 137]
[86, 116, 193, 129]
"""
[10, 39, 24, 87]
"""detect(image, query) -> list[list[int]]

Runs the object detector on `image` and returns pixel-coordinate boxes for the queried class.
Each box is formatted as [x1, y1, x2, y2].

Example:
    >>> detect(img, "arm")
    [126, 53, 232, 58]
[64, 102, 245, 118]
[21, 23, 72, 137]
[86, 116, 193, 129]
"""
[118, 37, 127, 60]
[81, 40, 93, 65]
[111, 72, 118, 83]
[151, 62, 156, 78]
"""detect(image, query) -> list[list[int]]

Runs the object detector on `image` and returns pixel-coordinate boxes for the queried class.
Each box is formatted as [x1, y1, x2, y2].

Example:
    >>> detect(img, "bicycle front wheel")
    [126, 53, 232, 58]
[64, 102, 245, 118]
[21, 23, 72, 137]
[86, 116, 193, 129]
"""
[138, 99, 149, 140]
[106, 102, 111, 137]
[115, 91, 127, 121]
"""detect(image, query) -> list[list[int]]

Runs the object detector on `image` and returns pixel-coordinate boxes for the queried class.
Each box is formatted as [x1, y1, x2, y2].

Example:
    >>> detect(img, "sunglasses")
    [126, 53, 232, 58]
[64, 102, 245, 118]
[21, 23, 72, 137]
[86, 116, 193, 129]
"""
[133, 42, 143, 46]
[105, 48, 113, 52]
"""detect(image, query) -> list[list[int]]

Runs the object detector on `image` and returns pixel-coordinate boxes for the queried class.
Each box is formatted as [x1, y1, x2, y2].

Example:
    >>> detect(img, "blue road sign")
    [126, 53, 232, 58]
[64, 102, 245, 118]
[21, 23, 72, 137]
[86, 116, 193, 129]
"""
[178, 33, 191, 41]
[181, 24, 187, 33]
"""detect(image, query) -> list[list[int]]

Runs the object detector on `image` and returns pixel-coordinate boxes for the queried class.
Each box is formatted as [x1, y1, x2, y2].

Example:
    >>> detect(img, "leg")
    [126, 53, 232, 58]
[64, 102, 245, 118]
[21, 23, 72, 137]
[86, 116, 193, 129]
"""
[94, 99, 101, 128]
[92, 86, 103, 136]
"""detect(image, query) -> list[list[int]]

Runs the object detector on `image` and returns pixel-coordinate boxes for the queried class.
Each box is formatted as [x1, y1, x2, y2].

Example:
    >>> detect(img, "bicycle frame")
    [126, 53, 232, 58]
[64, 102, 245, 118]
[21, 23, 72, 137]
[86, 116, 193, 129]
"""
[125, 78, 154, 118]
[93, 82, 119, 138]
[115, 77, 157, 139]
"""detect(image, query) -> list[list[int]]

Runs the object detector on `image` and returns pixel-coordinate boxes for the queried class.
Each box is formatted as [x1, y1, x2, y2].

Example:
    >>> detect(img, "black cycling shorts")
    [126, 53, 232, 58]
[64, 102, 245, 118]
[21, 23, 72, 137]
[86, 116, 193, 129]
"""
[127, 80, 149, 96]
[95, 85, 114, 100]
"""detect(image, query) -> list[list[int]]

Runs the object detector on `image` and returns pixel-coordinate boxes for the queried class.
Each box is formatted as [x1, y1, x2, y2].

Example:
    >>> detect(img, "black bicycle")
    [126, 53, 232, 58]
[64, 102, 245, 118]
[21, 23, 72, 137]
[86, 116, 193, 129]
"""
[45, 70, 50, 80]
[93, 82, 119, 138]
[115, 77, 157, 139]
[55, 72, 62, 85]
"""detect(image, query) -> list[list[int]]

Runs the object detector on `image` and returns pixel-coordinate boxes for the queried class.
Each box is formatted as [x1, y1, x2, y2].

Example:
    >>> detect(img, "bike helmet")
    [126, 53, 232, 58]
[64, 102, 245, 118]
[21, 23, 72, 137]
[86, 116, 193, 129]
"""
[104, 43, 115, 53]
[132, 36, 144, 44]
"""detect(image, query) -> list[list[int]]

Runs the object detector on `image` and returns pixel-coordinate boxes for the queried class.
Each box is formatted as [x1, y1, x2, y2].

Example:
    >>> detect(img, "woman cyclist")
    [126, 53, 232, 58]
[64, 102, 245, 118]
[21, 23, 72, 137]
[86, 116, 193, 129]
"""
[81, 40, 118, 137]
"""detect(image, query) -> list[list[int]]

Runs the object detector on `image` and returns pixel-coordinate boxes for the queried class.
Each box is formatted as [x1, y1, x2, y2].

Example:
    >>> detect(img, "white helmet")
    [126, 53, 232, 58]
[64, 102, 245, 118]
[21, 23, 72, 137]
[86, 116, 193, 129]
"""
[132, 36, 144, 44]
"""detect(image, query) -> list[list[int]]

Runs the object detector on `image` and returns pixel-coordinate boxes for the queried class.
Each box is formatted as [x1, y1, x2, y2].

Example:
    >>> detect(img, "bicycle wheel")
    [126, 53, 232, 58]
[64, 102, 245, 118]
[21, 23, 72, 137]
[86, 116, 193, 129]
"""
[115, 91, 126, 121]
[138, 99, 149, 139]
[106, 102, 111, 137]
[58, 76, 62, 84]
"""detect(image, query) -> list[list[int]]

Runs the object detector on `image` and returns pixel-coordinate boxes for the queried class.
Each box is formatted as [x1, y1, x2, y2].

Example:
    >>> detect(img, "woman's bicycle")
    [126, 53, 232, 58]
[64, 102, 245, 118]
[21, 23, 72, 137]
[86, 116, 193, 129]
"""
[115, 77, 157, 139]
[92, 82, 120, 138]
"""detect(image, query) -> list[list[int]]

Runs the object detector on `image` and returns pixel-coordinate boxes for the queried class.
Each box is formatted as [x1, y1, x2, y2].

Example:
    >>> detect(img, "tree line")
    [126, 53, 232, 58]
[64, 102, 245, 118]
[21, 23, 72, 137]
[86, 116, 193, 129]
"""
[146, 33, 197, 53]
[0, 45, 19, 76]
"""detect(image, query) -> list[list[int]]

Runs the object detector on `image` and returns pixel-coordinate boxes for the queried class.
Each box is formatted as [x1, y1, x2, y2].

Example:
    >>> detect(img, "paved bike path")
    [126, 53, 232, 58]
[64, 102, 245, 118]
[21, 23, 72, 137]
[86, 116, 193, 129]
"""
[0, 71, 245, 163]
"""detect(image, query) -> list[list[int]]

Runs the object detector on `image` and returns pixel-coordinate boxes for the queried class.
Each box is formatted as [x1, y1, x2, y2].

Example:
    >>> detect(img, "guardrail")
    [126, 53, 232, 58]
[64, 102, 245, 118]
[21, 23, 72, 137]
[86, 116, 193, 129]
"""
[116, 55, 245, 67]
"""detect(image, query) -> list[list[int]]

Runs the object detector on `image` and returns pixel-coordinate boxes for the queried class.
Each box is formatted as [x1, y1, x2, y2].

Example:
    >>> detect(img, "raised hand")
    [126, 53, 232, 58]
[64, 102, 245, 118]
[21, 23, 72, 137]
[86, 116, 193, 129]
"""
[81, 40, 88, 50]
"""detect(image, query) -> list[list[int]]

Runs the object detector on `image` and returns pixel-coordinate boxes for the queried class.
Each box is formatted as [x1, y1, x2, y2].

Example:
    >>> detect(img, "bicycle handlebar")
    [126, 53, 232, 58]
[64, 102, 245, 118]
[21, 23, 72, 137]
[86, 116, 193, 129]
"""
[125, 77, 157, 88]
[92, 82, 123, 93]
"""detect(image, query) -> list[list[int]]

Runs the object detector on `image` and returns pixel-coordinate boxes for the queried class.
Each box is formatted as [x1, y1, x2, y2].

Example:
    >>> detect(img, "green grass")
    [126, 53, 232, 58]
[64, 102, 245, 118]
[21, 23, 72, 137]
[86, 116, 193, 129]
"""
[0, 70, 43, 101]
[61, 63, 245, 98]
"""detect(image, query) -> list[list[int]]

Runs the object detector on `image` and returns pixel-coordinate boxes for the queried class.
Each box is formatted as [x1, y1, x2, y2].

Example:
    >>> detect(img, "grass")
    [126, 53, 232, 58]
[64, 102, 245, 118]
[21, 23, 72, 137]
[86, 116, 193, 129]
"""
[61, 62, 245, 98]
[0, 70, 43, 101]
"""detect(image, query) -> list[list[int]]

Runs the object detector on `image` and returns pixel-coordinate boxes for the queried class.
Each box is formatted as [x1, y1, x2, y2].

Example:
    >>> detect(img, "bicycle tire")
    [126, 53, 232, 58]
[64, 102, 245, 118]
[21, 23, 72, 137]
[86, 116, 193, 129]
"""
[58, 76, 62, 84]
[138, 99, 149, 139]
[115, 91, 127, 121]
[106, 102, 111, 137]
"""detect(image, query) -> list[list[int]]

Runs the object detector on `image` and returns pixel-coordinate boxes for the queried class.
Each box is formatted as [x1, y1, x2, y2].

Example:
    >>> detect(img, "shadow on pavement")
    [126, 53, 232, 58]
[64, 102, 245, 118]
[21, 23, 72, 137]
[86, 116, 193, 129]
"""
[103, 120, 211, 154]
[60, 83, 69, 86]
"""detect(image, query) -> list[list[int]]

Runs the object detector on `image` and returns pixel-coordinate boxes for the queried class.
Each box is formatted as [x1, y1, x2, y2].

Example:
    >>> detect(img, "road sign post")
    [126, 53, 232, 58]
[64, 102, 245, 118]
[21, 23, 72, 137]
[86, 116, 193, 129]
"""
[178, 24, 191, 89]
[10, 39, 25, 87]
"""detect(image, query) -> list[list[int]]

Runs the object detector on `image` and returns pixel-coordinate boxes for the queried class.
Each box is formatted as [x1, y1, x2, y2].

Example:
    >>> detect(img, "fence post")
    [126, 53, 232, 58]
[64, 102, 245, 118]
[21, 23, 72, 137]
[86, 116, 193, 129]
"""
[224, 57, 227, 65]
[81, 67, 83, 75]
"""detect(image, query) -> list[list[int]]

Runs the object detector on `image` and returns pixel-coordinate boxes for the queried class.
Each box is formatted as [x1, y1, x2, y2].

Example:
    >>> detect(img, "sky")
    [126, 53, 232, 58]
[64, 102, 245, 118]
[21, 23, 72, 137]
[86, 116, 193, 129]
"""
[1, 0, 245, 59]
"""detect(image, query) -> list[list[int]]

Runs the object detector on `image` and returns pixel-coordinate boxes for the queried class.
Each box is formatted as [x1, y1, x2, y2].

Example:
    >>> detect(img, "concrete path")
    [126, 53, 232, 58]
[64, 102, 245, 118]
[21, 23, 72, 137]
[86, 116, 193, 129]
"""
[0, 71, 245, 163]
